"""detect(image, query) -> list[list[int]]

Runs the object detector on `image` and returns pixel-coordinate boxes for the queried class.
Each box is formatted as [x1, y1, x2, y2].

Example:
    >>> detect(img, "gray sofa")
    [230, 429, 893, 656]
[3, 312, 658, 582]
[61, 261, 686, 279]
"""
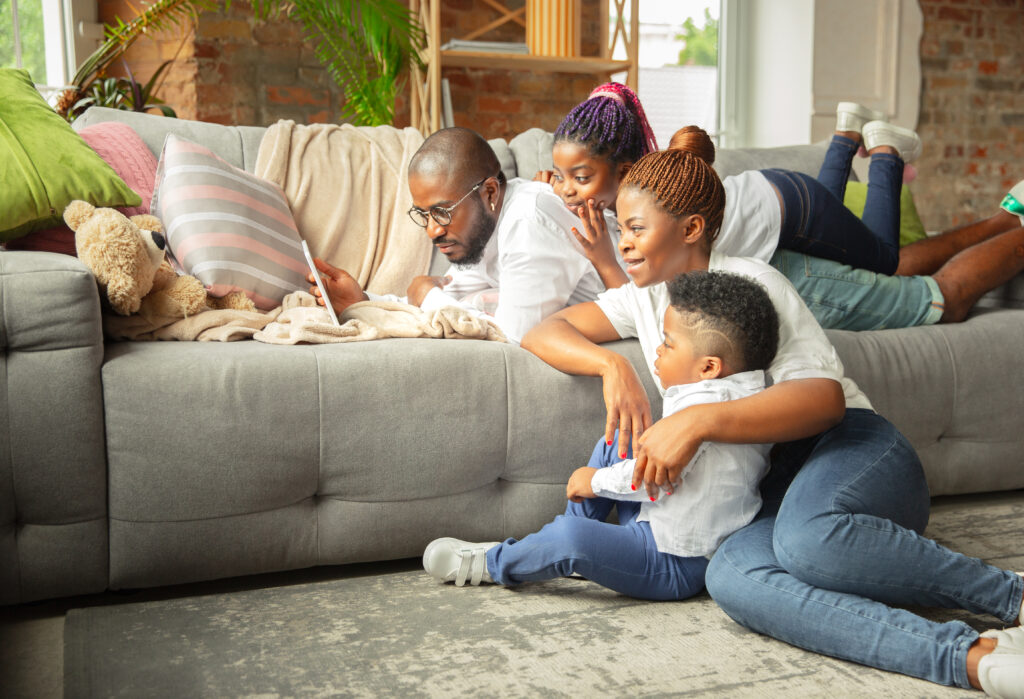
[3, 107, 1024, 605]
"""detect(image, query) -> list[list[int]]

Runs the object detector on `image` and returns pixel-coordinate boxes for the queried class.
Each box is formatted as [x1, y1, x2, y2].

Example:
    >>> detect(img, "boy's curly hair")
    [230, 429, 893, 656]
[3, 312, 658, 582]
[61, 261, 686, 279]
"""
[553, 82, 657, 166]
[666, 271, 779, 373]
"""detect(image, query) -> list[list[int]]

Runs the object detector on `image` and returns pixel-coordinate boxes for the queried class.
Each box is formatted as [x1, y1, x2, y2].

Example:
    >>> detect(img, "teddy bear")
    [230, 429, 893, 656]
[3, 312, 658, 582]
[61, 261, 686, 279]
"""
[63, 200, 256, 323]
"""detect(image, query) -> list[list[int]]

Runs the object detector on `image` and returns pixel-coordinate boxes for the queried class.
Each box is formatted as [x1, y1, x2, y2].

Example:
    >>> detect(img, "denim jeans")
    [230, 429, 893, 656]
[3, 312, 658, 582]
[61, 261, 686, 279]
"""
[487, 435, 709, 601]
[705, 409, 1024, 688]
[763, 135, 903, 275]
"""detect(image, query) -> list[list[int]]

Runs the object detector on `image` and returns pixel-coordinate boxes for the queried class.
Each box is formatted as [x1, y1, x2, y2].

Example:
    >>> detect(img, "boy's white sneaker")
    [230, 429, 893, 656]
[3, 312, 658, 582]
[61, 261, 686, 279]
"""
[423, 537, 499, 586]
[978, 627, 1024, 698]
[1000, 181, 1024, 227]
[836, 101, 886, 134]
[862, 120, 923, 164]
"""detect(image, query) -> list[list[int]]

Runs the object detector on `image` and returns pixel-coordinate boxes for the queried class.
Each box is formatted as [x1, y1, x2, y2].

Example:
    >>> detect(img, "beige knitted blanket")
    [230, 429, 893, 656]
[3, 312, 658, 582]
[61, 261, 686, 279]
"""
[255, 120, 432, 297]
[103, 293, 506, 344]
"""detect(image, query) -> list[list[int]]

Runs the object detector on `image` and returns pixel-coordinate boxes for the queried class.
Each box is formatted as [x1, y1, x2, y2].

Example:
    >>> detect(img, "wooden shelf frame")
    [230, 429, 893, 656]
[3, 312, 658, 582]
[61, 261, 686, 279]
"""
[409, 0, 639, 136]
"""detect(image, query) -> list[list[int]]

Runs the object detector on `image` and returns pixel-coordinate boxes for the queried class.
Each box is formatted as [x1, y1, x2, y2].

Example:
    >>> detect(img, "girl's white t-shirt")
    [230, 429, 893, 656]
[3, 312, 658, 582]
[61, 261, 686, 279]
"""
[594, 250, 872, 411]
[715, 171, 781, 262]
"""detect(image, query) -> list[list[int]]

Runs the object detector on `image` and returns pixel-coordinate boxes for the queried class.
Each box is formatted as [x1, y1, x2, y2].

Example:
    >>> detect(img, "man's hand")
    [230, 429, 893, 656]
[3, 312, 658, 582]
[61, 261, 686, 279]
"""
[533, 169, 555, 184]
[567, 467, 598, 503]
[308, 258, 367, 313]
[406, 275, 451, 307]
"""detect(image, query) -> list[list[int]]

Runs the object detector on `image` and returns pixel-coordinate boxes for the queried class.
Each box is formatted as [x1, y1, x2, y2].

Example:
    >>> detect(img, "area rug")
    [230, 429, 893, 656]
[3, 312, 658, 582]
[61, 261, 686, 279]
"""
[64, 492, 1024, 698]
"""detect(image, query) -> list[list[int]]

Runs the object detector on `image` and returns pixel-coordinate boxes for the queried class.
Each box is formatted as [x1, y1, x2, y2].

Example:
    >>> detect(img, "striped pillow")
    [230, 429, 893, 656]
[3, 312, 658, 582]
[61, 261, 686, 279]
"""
[152, 133, 307, 310]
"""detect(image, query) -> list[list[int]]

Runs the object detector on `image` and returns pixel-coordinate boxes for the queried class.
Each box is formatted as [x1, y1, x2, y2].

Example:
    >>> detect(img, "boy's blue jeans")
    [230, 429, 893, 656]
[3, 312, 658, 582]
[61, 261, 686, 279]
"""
[705, 409, 1024, 689]
[763, 135, 903, 275]
[486, 436, 709, 601]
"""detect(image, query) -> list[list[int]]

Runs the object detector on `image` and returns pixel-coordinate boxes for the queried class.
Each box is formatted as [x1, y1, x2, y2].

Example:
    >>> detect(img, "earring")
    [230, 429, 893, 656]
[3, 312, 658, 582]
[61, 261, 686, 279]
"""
[490, 201, 496, 211]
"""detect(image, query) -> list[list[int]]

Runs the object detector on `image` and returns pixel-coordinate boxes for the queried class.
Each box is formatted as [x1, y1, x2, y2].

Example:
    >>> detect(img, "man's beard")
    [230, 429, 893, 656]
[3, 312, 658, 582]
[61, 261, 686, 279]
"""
[445, 200, 496, 267]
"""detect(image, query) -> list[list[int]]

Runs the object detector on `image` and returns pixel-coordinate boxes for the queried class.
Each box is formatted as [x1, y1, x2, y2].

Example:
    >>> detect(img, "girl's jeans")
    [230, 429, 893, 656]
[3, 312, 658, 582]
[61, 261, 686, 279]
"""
[705, 408, 1024, 688]
[487, 436, 709, 601]
[763, 135, 903, 275]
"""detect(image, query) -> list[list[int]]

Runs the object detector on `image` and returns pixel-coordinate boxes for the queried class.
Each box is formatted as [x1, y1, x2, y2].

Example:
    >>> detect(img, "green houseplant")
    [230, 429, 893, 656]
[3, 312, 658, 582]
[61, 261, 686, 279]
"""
[58, 0, 423, 127]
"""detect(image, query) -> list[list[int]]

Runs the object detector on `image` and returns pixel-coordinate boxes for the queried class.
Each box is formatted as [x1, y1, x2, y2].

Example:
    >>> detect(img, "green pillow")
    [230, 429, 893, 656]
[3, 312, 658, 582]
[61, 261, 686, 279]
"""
[0, 68, 141, 242]
[842, 180, 926, 247]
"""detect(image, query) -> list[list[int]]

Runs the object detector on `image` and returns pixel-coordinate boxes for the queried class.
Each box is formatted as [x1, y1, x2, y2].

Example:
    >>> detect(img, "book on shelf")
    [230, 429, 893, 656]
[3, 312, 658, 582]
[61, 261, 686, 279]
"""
[440, 39, 529, 54]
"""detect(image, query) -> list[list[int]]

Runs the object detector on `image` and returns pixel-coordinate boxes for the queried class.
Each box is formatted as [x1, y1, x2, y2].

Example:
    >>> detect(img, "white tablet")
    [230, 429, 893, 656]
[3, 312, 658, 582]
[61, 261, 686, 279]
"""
[301, 240, 341, 326]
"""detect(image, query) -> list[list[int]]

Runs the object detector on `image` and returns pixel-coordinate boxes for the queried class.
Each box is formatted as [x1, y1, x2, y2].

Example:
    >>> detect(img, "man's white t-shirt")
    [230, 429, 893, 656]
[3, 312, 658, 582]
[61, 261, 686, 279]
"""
[417, 178, 621, 344]
[594, 250, 872, 411]
[715, 171, 781, 262]
[590, 370, 772, 558]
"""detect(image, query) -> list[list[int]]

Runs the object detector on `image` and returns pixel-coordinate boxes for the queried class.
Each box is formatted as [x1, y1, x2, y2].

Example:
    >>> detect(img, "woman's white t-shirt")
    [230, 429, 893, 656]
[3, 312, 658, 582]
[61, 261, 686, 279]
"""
[594, 250, 872, 411]
[715, 171, 781, 262]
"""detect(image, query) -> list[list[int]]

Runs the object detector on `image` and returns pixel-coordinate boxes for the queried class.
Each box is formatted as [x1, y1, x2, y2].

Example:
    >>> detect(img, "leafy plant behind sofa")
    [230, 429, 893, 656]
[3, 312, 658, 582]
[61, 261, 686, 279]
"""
[57, 0, 423, 127]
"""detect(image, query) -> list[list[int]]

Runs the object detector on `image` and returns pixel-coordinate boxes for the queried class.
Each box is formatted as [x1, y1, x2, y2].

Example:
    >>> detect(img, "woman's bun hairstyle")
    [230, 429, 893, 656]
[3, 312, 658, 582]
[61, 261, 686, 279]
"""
[667, 125, 716, 166]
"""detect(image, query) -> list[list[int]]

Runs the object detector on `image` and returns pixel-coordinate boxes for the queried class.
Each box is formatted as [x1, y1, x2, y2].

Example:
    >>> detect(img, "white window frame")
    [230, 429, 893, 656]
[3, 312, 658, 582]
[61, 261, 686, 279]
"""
[6, 0, 100, 101]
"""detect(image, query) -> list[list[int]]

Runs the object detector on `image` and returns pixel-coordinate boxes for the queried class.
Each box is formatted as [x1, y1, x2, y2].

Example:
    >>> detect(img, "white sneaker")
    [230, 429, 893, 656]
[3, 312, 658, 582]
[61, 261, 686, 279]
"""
[1000, 182, 1024, 227]
[422, 537, 499, 586]
[836, 102, 886, 133]
[978, 627, 1024, 698]
[862, 120, 923, 164]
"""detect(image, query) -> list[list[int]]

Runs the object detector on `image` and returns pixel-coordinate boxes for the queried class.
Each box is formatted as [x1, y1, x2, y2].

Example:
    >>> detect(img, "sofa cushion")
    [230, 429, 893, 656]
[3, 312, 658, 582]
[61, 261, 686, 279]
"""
[152, 133, 308, 310]
[5, 121, 161, 256]
[0, 69, 141, 242]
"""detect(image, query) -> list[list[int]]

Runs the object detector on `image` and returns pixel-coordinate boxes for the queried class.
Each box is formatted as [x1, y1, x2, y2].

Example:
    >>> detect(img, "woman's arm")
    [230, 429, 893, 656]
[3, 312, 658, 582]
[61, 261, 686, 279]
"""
[632, 377, 845, 498]
[522, 303, 653, 458]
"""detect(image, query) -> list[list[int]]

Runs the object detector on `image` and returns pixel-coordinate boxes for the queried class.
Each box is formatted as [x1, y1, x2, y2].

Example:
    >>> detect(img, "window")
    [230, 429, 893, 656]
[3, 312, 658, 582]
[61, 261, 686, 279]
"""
[609, 1, 729, 148]
[2, 0, 99, 102]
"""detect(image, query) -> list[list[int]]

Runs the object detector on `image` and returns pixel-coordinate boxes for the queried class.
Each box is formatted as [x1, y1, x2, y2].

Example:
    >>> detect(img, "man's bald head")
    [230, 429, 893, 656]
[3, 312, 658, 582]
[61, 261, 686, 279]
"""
[409, 127, 503, 190]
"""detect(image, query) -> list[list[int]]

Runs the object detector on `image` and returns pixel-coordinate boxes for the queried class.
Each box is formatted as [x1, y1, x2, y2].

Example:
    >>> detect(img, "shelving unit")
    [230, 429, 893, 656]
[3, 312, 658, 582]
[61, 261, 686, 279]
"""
[409, 0, 638, 136]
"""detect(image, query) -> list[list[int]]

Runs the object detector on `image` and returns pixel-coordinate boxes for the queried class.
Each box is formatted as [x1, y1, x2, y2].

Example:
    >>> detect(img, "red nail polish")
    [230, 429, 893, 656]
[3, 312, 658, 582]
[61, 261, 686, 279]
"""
[607, 440, 612, 446]
[630, 484, 636, 491]
[620, 453, 626, 459]
[649, 496, 656, 502]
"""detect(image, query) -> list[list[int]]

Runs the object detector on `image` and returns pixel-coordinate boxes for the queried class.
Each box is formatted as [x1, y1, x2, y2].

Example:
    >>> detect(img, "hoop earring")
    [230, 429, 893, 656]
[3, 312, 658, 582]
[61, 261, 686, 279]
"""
[490, 201, 496, 212]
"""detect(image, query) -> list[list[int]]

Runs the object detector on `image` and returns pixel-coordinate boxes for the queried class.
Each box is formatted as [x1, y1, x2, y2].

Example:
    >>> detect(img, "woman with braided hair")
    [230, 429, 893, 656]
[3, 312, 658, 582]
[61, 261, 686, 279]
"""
[517, 146, 1024, 697]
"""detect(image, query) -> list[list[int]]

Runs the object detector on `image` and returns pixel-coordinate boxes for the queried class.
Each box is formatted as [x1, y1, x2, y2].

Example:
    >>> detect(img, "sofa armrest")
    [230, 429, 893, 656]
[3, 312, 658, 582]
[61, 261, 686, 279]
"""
[0, 251, 108, 603]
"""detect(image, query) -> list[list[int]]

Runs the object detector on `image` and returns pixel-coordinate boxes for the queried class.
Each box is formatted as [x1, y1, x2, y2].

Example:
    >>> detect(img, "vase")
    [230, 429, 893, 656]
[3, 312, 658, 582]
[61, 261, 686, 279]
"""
[526, 0, 580, 57]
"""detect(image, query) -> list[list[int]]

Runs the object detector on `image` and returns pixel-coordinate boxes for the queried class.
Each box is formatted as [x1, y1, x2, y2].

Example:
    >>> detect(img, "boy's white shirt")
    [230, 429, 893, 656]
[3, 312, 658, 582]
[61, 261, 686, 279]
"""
[589, 370, 772, 558]
[369, 178, 622, 344]
[594, 250, 872, 410]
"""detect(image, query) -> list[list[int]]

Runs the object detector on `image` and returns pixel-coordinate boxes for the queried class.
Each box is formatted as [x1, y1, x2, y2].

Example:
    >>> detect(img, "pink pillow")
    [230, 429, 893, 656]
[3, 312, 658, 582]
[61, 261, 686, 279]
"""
[5, 121, 158, 255]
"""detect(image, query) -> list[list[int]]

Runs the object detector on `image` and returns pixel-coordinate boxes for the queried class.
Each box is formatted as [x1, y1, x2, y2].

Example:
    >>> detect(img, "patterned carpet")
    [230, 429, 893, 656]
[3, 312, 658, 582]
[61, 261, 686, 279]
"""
[64, 492, 1024, 698]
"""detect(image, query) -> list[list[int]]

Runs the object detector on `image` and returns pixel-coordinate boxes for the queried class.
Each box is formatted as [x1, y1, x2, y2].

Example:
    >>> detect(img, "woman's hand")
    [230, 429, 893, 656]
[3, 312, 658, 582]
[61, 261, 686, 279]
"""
[572, 198, 629, 289]
[601, 355, 653, 460]
[309, 258, 368, 313]
[632, 408, 707, 500]
[566, 467, 598, 503]
[406, 275, 452, 307]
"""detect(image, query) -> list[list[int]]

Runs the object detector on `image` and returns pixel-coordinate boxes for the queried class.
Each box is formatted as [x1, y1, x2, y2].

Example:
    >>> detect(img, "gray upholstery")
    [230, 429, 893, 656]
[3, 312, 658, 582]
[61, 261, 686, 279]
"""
[1, 108, 1021, 603]
[0, 252, 108, 603]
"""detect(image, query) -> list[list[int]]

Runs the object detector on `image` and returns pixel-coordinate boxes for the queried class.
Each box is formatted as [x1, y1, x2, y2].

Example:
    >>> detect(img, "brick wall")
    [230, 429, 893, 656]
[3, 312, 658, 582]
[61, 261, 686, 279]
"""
[104, 1, 1022, 226]
[915, 0, 1024, 229]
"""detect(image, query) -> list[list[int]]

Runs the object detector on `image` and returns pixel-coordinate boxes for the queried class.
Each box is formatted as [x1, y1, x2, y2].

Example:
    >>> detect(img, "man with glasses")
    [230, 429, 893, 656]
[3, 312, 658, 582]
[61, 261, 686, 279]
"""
[308, 127, 621, 344]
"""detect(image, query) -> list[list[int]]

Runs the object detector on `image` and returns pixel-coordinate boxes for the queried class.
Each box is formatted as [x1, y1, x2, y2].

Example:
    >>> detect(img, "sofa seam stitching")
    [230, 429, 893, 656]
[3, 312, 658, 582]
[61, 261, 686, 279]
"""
[1, 271, 24, 599]
[502, 345, 511, 538]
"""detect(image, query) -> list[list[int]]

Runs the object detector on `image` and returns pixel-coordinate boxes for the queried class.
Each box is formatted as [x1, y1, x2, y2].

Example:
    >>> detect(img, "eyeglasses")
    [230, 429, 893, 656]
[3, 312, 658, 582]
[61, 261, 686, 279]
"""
[407, 176, 491, 228]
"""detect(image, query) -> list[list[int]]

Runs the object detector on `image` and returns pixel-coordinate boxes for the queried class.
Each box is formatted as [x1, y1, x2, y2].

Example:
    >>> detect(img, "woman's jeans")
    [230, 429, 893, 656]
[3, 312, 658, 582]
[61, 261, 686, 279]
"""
[763, 135, 903, 275]
[705, 409, 1024, 688]
[487, 436, 709, 601]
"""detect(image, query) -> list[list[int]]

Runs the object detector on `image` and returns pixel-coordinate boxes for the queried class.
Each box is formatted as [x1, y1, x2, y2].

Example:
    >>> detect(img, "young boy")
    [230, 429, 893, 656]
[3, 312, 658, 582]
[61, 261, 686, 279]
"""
[422, 270, 780, 600]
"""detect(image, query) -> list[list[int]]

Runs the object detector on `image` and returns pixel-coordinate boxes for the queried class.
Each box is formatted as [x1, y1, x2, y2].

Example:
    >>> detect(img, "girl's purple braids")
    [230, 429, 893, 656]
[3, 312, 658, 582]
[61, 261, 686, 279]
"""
[553, 82, 658, 165]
